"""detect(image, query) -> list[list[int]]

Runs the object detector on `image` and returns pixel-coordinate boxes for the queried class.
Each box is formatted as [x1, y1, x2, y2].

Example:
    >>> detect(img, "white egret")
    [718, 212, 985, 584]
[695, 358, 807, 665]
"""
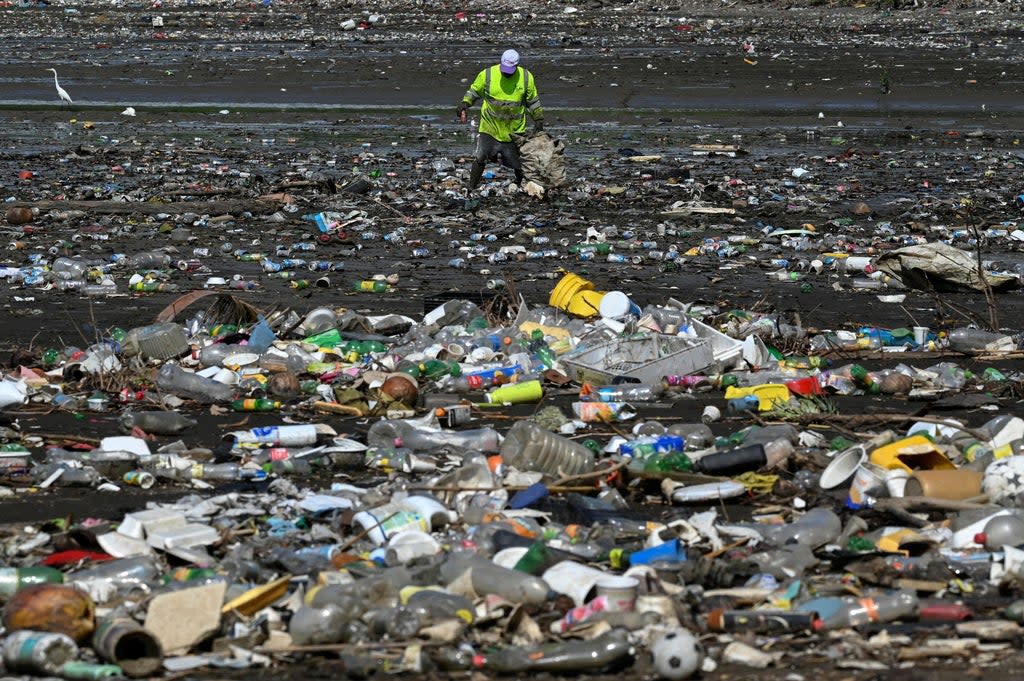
[46, 68, 73, 107]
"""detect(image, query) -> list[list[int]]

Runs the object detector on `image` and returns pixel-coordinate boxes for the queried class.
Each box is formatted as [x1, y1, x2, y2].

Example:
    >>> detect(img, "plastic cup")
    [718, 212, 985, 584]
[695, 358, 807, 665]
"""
[847, 462, 888, 508]
[443, 343, 466, 361]
[486, 379, 543, 404]
[595, 575, 638, 612]
[819, 445, 867, 490]
[469, 346, 494, 363]
[885, 468, 910, 498]
[701, 405, 721, 424]
[913, 326, 929, 345]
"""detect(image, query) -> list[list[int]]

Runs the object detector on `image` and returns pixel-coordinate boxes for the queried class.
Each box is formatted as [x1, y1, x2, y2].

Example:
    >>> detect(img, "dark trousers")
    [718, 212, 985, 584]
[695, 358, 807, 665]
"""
[474, 133, 523, 179]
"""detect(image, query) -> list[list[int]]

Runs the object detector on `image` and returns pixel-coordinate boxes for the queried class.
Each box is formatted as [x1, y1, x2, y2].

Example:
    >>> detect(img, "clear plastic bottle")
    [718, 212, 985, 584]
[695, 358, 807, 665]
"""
[119, 410, 197, 435]
[440, 553, 553, 605]
[759, 507, 841, 548]
[366, 419, 501, 453]
[68, 556, 162, 592]
[197, 343, 249, 368]
[440, 629, 634, 673]
[946, 327, 1016, 352]
[591, 384, 665, 402]
[2, 631, 78, 675]
[190, 462, 264, 482]
[50, 256, 88, 280]
[156, 363, 235, 403]
[289, 604, 351, 645]
[499, 421, 594, 478]
[128, 251, 172, 269]
[815, 589, 919, 630]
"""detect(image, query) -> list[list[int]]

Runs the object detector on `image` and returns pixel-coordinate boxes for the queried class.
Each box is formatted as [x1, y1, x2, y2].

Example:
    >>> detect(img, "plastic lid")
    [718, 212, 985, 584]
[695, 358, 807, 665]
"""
[599, 291, 632, 319]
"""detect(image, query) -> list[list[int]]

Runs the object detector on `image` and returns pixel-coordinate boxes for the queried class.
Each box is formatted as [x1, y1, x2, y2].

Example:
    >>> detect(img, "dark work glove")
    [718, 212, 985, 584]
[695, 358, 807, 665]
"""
[457, 103, 467, 123]
[534, 120, 544, 133]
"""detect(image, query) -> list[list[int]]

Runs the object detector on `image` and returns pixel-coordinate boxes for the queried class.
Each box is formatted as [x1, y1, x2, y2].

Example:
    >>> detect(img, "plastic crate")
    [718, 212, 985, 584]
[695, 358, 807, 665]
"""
[561, 334, 714, 385]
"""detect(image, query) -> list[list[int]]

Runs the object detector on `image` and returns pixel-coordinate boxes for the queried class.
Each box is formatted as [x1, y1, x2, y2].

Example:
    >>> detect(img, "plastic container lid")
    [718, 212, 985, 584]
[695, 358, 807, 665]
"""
[599, 291, 633, 319]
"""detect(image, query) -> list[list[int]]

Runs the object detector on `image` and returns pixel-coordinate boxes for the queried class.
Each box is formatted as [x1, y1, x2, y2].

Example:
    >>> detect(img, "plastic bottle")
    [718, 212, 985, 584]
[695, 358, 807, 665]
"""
[231, 398, 282, 412]
[440, 553, 553, 605]
[693, 444, 767, 476]
[0, 566, 64, 599]
[946, 327, 1015, 352]
[814, 589, 919, 630]
[353, 280, 388, 293]
[128, 251, 172, 269]
[67, 556, 163, 588]
[402, 587, 475, 624]
[453, 630, 635, 673]
[51, 257, 89, 280]
[590, 384, 665, 402]
[197, 343, 249, 368]
[289, 604, 351, 645]
[190, 463, 265, 482]
[499, 421, 595, 478]
[2, 631, 78, 675]
[156, 364, 235, 403]
[119, 410, 196, 435]
[976, 514, 1024, 551]
[758, 507, 841, 548]
[449, 366, 524, 392]
[366, 419, 501, 454]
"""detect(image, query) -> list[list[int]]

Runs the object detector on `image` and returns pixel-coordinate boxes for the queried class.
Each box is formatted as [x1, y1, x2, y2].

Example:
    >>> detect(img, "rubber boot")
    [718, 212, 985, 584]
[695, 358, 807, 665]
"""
[468, 162, 485, 190]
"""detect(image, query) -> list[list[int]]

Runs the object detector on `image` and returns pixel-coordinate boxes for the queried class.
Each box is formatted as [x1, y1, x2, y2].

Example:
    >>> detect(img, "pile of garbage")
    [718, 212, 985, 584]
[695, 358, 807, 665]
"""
[0, 271, 1023, 677]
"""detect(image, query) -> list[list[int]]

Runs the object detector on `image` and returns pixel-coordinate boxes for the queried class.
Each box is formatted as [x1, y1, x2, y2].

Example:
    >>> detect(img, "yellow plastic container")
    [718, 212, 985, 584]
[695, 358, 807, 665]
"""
[550, 272, 594, 310]
[869, 435, 954, 473]
[723, 384, 791, 411]
[550, 273, 606, 318]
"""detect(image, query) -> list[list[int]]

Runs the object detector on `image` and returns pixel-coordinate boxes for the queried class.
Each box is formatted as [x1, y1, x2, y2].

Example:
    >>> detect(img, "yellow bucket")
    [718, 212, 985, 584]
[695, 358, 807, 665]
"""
[869, 435, 954, 473]
[566, 290, 606, 318]
[724, 384, 791, 411]
[550, 273, 595, 311]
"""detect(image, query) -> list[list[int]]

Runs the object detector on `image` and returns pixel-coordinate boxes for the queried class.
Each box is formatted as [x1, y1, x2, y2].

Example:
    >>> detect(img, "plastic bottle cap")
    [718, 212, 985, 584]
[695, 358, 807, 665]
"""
[974, 532, 987, 545]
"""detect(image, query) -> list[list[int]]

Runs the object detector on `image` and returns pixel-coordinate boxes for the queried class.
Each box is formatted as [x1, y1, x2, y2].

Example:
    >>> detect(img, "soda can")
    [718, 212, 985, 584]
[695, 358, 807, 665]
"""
[411, 248, 430, 258]
[307, 260, 335, 271]
[192, 248, 210, 257]
[177, 259, 201, 272]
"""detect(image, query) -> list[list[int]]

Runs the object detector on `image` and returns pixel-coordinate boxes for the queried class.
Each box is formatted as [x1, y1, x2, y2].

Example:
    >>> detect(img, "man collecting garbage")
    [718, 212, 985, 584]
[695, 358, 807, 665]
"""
[457, 49, 544, 191]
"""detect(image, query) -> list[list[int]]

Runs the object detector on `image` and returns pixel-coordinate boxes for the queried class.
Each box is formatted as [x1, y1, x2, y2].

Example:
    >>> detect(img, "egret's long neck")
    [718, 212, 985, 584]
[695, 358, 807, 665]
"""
[52, 71, 59, 87]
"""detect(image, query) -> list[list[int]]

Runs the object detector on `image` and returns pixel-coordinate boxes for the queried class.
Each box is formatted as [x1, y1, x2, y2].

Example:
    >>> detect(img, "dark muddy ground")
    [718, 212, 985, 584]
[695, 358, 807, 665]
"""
[2, 0, 1024, 678]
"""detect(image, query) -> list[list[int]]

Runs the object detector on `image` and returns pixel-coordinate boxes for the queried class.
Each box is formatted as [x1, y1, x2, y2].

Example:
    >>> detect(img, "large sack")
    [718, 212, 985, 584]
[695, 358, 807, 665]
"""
[519, 132, 567, 196]
[874, 242, 1018, 293]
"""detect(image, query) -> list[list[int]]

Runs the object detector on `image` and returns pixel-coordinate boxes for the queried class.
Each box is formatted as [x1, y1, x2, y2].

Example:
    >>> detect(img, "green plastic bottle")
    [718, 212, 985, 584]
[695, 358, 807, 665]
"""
[644, 451, 694, 473]
[0, 566, 64, 599]
[353, 280, 388, 293]
[849, 364, 881, 394]
[231, 399, 282, 412]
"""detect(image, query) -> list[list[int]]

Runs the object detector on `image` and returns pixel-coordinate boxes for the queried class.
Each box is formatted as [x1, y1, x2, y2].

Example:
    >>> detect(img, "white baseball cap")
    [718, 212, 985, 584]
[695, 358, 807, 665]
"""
[500, 49, 520, 75]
